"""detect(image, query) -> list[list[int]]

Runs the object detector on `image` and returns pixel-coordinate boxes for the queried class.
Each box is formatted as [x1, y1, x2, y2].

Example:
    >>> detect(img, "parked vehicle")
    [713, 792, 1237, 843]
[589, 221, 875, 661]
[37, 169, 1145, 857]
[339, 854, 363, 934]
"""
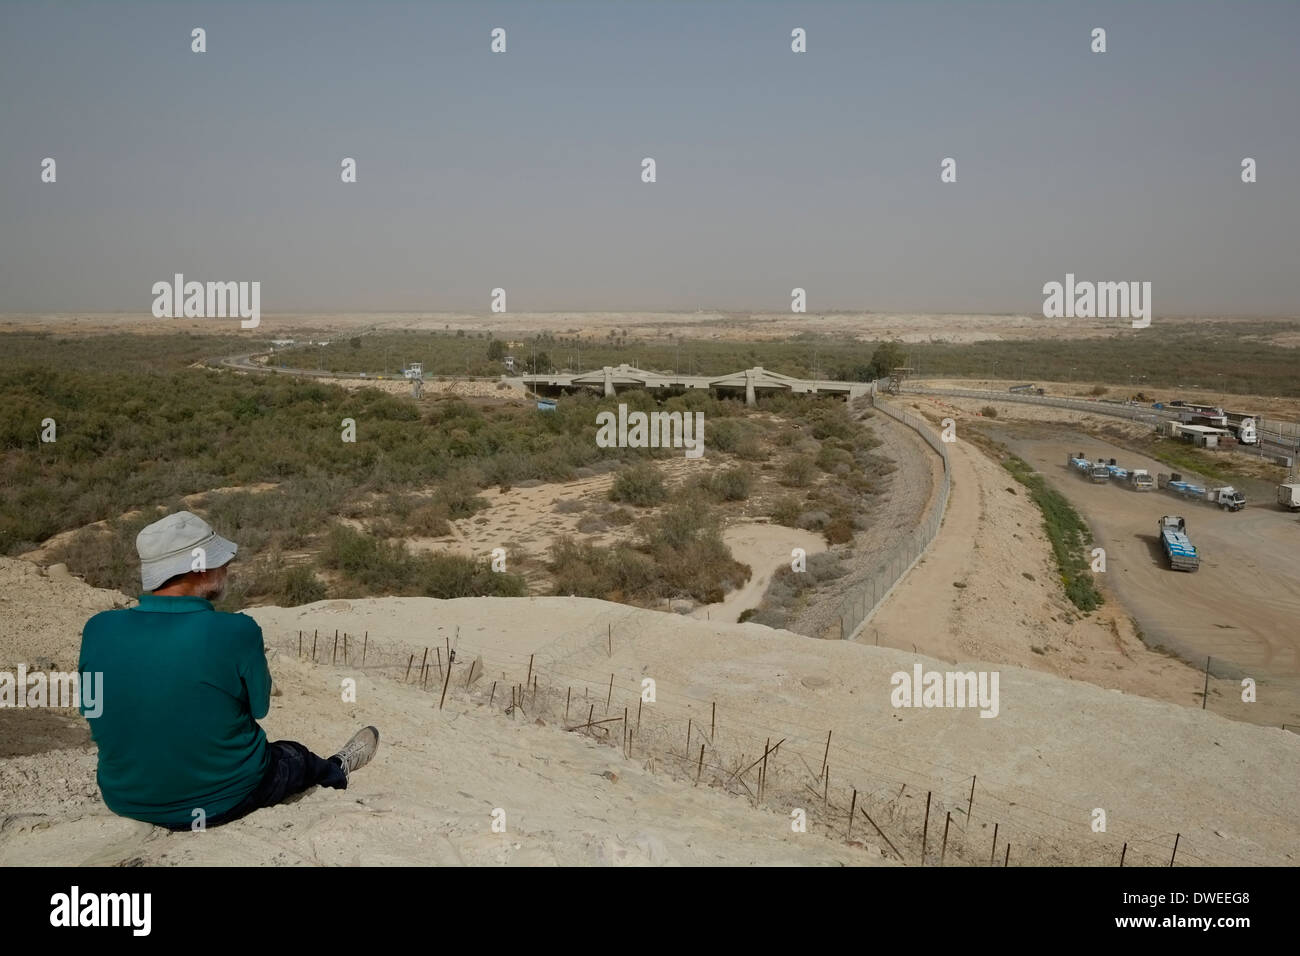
[1224, 412, 1259, 445]
[1158, 472, 1206, 499]
[1128, 468, 1155, 491]
[1157, 474, 1245, 510]
[1205, 486, 1246, 511]
[1158, 516, 1200, 571]
[1089, 455, 1110, 483]
[1278, 475, 1300, 511]
[1068, 452, 1093, 476]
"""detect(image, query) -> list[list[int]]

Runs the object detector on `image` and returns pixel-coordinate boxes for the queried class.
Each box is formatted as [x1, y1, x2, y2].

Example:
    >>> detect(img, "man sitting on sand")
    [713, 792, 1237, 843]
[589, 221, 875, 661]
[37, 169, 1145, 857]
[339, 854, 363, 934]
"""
[79, 510, 379, 831]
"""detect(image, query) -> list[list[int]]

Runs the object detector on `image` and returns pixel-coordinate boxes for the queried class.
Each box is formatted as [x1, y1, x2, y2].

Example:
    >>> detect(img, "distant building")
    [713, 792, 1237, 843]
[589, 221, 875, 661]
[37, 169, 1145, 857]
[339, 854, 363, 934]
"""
[271, 339, 295, 348]
[503, 355, 516, 372]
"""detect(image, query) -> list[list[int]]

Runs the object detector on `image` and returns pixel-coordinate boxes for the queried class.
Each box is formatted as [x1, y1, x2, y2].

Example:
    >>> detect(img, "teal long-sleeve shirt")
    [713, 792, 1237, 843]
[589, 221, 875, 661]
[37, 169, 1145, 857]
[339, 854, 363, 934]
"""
[78, 594, 271, 828]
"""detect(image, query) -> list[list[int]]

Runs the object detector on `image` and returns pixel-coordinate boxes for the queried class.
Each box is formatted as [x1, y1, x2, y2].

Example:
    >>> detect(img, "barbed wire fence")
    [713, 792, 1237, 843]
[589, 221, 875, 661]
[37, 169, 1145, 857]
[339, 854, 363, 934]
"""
[270, 612, 1284, 867]
[261, 382, 1290, 866]
[835, 384, 951, 642]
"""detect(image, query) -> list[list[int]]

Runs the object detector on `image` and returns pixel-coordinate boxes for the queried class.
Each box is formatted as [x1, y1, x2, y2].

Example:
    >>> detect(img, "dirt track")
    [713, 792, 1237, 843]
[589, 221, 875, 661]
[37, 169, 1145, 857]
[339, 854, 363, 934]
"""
[865, 410, 1211, 721]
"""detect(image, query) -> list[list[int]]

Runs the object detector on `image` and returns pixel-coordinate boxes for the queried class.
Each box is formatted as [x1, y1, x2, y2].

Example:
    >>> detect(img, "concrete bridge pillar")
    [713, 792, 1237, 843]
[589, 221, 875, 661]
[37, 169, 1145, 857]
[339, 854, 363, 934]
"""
[603, 366, 615, 397]
[745, 367, 758, 406]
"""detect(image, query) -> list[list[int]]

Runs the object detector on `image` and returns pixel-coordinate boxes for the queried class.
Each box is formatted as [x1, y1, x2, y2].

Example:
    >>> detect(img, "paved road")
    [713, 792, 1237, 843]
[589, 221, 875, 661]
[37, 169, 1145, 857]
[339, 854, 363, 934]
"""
[905, 384, 1298, 461]
[217, 352, 368, 379]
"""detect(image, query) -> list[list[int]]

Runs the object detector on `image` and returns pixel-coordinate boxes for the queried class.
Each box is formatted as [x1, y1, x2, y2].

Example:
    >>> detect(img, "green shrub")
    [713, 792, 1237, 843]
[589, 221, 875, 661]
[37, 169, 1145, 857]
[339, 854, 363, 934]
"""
[780, 455, 816, 488]
[701, 466, 752, 502]
[707, 419, 746, 453]
[770, 496, 802, 527]
[824, 517, 854, 544]
[609, 463, 668, 506]
[605, 507, 634, 526]
[437, 483, 488, 519]
[279, 565, 326, 605]
[408, 504, 451, 536]
[547, 497, 748, 605]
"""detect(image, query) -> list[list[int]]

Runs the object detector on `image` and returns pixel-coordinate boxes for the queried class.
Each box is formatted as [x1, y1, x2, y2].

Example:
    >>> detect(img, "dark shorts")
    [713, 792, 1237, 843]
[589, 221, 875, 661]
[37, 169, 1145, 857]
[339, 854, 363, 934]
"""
[166, 740, 347, 831]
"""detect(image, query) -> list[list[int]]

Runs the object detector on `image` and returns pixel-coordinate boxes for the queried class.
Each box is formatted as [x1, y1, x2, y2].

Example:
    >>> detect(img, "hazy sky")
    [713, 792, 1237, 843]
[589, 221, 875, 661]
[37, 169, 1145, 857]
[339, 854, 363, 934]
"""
[2, 1, 1297, 315]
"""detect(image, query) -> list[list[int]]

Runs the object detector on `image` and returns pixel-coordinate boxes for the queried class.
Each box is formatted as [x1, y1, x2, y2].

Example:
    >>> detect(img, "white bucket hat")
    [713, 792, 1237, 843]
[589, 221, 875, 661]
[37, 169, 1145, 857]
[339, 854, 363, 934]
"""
[136, 511, 238, 592]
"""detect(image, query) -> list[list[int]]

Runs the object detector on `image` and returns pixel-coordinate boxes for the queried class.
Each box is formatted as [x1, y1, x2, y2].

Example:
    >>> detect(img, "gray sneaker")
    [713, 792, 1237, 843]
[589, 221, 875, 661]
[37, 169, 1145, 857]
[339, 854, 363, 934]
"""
[332, 726, 379, 780]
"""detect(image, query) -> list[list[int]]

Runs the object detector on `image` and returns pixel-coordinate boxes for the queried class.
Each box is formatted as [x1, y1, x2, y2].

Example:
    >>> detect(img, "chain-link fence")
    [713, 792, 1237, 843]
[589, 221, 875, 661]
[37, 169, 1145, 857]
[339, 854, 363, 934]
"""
[906, 384, 1299, 464]
[903, 383, 1163, 424]
[836, 385, 951, 641]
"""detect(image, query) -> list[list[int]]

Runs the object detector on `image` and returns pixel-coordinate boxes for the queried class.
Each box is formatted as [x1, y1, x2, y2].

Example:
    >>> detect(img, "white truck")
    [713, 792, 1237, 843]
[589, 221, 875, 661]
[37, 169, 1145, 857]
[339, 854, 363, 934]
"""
[1128, 468, 1155, 491]
[403, 362, 424, 381]
[1088, 454, 1111, 483]
[1278, 476, 1300, 511]
[1225, 412, 1259, 445]
[1205, 486, 1246, 512]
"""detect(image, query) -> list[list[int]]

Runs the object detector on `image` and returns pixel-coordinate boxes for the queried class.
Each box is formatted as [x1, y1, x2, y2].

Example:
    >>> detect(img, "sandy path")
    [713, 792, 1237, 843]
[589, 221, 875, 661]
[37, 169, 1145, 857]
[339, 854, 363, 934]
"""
[788, 405, 942, 639]
[867, 439, 979, 656]
[691, 524, 826, 623]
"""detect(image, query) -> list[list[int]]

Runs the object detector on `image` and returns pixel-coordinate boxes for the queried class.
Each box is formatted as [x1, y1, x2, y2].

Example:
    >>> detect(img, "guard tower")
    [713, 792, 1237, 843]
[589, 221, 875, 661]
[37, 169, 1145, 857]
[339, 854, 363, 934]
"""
[886, 367, 915, 396]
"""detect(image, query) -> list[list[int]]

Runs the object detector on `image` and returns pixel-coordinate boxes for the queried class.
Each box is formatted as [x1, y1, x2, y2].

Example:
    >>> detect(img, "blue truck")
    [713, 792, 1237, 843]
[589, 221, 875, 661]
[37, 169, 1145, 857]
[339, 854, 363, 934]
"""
[1158, 515, 1200, 572]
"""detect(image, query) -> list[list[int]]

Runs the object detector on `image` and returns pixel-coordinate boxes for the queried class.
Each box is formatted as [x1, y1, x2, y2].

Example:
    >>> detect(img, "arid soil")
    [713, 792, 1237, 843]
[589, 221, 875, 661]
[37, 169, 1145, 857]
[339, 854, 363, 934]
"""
[2, 561, 1296, 866]
[880, 393, 1300, 730]
[787, 406, 942, 640]
[9, 311, 1298, 349]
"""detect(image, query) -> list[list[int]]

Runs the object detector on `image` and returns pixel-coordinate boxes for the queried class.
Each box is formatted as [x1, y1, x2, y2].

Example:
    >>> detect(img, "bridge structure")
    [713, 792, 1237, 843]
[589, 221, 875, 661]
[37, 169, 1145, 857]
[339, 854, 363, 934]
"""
[518, 364, 870, 405]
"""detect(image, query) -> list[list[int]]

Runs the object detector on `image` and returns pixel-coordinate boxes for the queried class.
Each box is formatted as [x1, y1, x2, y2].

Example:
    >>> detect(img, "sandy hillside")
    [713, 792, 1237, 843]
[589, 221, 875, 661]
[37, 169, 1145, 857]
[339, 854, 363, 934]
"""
[2, 558, 1296, 867]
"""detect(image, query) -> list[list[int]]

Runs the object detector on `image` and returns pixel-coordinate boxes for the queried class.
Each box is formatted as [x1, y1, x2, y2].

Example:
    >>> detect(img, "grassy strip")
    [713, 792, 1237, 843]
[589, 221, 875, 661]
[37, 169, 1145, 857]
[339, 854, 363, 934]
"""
[1129, 439, 1242, 485]
[1002, 455, 1104, 613]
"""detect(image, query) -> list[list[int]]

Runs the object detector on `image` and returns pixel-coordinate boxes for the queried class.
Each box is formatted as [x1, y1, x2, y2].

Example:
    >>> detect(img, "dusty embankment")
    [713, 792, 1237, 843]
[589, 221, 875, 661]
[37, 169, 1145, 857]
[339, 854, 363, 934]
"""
[784, 405, 942, 640]
[2, 557, 1297, 867]
[877, 394, 1300, 730]
[868, 398, 1214, 716]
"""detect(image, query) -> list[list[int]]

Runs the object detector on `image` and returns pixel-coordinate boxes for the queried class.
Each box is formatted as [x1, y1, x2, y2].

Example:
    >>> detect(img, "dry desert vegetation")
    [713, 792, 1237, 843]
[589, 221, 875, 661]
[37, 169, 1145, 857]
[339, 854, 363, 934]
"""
[2, 312, 1298, 866]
